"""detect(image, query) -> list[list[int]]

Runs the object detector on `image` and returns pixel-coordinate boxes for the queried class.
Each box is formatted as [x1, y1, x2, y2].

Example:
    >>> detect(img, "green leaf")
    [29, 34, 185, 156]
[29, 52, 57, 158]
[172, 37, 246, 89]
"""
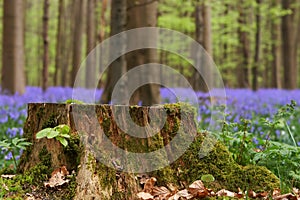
[56, 124, 70, 135]
[56, 137, 68, 147]
[60, 133, 71, 138]
[36, 128, 52, 139]
[12, 138, 19, 146]
[46, 130, 59, 139]
[201, 174, 215, 182]
[0, 140, 11, 149]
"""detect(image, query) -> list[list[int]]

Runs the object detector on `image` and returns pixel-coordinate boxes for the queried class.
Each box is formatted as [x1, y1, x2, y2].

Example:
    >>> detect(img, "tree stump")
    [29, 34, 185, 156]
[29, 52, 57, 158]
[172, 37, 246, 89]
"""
[18, 103, 280, 199]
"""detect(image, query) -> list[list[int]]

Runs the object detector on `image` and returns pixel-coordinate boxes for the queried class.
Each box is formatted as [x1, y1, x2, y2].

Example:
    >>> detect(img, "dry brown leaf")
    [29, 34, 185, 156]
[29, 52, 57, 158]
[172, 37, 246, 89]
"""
[273, 189, 281, 197]
[168, 189, 194, 200]
[137, 192, 154, 200]
[273, 193, 297, 200]
[44, 166, 70, 188]
[292, 188, 299, 195]
[143, 177, 157, 193]
[187, 180, 208, 198]
[216, 189, 236, 197]
[257, 191, 268, 198]
[248, 190, 257, 198]
[152, 186, 171, 199]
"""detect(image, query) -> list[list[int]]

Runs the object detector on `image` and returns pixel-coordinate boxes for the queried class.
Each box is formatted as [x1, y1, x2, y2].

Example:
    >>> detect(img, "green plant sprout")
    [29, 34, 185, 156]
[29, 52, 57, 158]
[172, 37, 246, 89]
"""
[0, 138, 31, 170]
[201, 174, 215, 183]
[36, 124, 71, 147]
[65, 99, 84, 104]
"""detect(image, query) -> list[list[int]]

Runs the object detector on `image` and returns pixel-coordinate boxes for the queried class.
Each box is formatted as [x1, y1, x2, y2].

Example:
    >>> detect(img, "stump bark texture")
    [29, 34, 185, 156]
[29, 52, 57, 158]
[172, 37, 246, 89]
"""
[18, 103, 197, 199]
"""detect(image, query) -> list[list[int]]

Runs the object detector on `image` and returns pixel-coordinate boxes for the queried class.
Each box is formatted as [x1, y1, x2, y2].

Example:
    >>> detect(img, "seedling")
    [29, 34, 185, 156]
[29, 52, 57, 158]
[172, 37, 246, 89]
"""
[36, 124, 71, 147]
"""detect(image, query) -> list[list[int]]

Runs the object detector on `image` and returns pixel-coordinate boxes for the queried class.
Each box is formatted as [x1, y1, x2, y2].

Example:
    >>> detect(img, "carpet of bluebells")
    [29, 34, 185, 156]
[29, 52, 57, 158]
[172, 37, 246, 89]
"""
[1, 86, 300, 188]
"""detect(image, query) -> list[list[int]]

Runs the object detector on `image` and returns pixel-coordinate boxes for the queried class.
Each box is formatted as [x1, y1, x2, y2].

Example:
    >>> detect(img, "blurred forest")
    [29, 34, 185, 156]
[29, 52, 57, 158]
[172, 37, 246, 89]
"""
[1, 0, 300, 96]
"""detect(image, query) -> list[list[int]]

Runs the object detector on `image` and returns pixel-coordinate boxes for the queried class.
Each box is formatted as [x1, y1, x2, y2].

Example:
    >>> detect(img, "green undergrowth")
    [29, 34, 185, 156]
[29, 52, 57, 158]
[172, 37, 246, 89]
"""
[152, 132, 280, 193]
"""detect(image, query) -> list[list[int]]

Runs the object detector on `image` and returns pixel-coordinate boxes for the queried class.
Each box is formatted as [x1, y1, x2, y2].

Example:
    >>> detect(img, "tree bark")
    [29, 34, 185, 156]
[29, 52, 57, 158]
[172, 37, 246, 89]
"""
[54, 0, 64, 86]
[1, 0, 26, 94]
[252, 0, 261, 91]
[101, 0, 127, 104]
[18, 103, 197, 199]
[70, 0, 85, 86]
[126, 0, 160, 105]
[42, 0, 49, 92]
[85, 0, 96, 88]
[237, 0, 250, 88]
[281, 0, 298, 89]
[271, 0, 282, 88]
[190, 3, 209, 92]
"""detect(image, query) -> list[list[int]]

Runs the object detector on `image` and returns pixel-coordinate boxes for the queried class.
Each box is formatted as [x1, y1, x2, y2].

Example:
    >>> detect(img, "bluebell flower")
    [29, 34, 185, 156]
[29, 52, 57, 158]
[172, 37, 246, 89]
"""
[5, 152, 12, 160]
[252, 137, 259, 145]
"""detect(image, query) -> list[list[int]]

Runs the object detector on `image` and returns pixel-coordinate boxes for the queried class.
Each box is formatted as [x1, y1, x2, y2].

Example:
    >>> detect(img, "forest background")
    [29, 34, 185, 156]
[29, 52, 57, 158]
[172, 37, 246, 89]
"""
[1, 0, 300, 97]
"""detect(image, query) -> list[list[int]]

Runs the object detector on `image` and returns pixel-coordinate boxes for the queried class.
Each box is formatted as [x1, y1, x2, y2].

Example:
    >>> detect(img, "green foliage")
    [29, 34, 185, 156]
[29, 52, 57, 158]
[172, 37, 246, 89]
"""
[219, 101, 300, 190]
[0, 138, 31, 170]
[36, 124, 71, 147]
[65, 99, 84, 104]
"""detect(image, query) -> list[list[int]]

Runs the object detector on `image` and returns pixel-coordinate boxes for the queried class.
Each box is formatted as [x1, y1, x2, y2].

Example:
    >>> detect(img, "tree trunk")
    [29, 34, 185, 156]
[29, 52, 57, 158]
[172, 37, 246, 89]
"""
[281, 0, 297, 89]
[101, 0, 127, 104]
[191, 3, 208, 92]
[126, 0, 160, 105]
[237, 0, 250, 88]
[252, 0, 261, 91]
[1, 0, 26, 94]
[271, 0, 282, 88]
[70, 0, 85, 86]
[60, 2, 73, 87]
[85, 0, 96, 88]
[18, 103, 197, 199]
[54, 0, 64, 86]
[42, 0, 49, 92]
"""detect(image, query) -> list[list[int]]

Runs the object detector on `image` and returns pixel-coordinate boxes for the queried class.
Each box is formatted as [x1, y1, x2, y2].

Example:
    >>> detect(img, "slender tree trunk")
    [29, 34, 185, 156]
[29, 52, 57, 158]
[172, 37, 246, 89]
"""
[101, 0, 127, 104]
[42, 0, 49, 92]
[70, 0, 84, 86]
[85, 0, 96, 88]
[281, 0, 297, 89]
[2, 0, 26, 94]
[99, 0, 108, 42]
[237, 0, 250, 88]
[60, 2, 72, 86]
[201, 1, 213, 90]
[54, 0, 64, 86]
[191, 3, 207, 91]
[271, 0, 282, 88]
[252, 0, 261, 91]
[126, 0, 160, 105]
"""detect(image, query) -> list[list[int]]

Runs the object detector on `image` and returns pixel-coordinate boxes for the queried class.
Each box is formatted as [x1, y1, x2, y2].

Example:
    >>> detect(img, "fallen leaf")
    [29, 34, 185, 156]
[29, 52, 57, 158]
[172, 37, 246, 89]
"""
[44, 166, 70, 188]
[188, 180, 208, 198]
[248, 190, 257, 198]
[152, 186, 171, 199]
[143, 177, 157, 193]
[273, 189, 281, 197]
[169, 189, 193, 200]
[137, 192, 154, 200]
[273, 193, 297, 200]
[216, 189, 236, 197]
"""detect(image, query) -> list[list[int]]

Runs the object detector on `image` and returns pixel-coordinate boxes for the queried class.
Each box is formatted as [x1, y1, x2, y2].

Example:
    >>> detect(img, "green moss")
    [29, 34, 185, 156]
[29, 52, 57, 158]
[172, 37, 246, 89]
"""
[170, 133, 280, 192]
[64, 133, 83, 168]
[38, 146, 52, 168]
[42, 114, 58, 129]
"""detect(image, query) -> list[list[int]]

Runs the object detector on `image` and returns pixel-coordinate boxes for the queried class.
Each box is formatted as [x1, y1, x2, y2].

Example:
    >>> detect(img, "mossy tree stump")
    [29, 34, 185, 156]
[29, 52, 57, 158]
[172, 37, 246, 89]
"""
[18, 103, 280, 199]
